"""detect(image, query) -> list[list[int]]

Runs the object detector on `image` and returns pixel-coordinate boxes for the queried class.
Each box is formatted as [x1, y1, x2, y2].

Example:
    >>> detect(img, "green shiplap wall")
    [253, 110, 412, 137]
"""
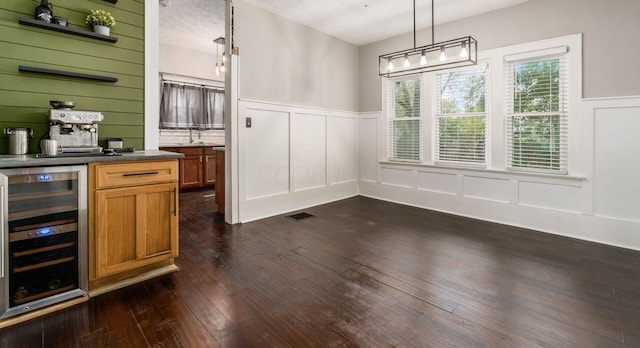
[0, 0, 145, 153]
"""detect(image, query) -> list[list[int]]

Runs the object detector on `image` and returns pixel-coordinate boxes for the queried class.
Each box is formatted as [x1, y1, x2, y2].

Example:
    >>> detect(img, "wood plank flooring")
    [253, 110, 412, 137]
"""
[1, 190, 639, 347]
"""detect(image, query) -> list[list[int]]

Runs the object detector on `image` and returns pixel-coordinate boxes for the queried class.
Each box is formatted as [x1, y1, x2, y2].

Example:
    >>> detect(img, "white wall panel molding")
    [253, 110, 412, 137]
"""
[359, 97, 640, 250]
[463, 176, 511, 203]
[359, 118, 378, 183]
[380, 167, 413, 189]
[416, 172, 457, 195]
[238, 100, 359, 222]
[360, 181, 640, 251]
[588, 97, 640, 223]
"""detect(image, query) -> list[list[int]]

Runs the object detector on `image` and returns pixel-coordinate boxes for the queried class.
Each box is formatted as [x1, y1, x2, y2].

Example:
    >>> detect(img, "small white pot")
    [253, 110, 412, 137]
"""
[93, 25, 110, 36]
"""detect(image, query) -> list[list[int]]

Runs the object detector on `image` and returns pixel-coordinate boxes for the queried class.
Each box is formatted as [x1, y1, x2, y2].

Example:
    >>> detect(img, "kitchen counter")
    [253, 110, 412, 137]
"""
[0, 150, 183, 169]
[159, 144, 225, 148]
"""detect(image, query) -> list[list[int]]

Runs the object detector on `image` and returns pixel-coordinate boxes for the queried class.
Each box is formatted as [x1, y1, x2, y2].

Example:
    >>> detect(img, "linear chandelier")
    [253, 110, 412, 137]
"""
[214, 37, 226, 76]
[379, 0, 477, 77]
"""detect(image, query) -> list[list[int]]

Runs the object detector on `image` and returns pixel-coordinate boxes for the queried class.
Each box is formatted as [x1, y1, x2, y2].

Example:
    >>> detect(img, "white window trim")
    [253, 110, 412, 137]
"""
[379, 33, 582, 179]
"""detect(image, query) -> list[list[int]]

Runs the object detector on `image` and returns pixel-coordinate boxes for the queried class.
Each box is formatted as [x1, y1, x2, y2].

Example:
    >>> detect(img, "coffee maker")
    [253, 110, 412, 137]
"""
[49, 107, 104, 153]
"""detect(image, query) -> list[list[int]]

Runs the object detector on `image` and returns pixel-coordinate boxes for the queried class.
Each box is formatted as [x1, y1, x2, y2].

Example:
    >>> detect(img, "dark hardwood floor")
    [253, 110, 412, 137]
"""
[2, 190, 640, 347]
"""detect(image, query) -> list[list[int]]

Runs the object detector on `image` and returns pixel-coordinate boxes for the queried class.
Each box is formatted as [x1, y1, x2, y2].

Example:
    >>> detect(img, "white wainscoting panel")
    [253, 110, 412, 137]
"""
[293, 112, 327, 191]
[328, 116, 358, 185]
[417, 171, 457, 195]
[359, 117, 378, 182]
[381, 167, 413, 188]
[238, 100, 359, 222]
[594, 106, 640, 222]
[245, 108, 290, 200]
[463, 176, 511, 203]
[518, 181, 582, 213]
[359, 96, 640, 250]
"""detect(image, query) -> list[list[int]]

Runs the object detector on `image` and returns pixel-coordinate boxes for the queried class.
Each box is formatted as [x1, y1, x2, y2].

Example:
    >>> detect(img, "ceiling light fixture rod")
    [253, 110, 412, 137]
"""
[413, 0, 416, 49]
[431, 0, 434, 45]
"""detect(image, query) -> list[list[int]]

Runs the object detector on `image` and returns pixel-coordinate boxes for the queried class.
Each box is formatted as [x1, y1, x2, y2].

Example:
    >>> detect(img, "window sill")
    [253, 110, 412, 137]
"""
[379, 160, 586, 186]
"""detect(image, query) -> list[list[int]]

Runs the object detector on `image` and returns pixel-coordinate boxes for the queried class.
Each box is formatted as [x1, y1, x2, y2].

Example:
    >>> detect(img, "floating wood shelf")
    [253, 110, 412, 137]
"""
[18, 17, 118, 43]
[103, 0, 118, 3]
[19, 65, 118, 83]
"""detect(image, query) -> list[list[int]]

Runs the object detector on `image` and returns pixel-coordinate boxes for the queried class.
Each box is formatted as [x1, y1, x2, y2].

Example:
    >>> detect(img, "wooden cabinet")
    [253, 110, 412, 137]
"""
[161, 146, 217, 190]
[204, 148, 217, 185]
[89, 160, 179, 288]
[179, 148, 203, 189]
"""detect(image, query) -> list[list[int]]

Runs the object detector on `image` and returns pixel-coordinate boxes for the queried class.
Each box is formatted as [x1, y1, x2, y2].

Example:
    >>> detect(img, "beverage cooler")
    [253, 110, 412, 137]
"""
[0, 166, 87, 319]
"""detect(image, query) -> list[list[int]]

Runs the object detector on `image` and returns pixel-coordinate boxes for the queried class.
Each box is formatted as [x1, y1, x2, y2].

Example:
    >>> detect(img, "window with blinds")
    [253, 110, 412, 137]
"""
[388, 77, 422, 161]
[505, 51, 568, 173]
[435, 64, 488, 165]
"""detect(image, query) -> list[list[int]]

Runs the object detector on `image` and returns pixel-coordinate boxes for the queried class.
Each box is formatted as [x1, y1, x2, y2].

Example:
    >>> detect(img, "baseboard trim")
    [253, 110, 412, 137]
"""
[88, 264, 179, 297]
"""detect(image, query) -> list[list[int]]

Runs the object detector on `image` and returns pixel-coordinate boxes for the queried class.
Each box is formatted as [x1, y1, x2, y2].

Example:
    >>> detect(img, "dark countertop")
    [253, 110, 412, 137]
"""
[0, 150, 183, 169]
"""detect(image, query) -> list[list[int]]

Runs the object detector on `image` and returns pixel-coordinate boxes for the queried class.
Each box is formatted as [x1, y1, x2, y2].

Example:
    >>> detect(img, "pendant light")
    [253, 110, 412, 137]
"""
[214, 37, 225, 76]
[379, 0, 477, 77]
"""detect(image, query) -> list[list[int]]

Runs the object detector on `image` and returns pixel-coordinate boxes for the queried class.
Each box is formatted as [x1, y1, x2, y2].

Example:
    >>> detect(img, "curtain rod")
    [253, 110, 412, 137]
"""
[159, 72, 224, 87]
[161, 79, 225, 90]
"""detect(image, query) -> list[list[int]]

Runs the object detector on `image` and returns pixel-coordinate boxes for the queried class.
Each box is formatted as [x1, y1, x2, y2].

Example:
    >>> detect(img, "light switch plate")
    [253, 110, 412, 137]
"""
[246, 117, 252, 128]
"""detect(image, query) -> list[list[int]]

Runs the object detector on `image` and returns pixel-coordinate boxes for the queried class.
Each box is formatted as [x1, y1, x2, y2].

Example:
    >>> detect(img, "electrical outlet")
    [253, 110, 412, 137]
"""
[246, 117, 252, 128]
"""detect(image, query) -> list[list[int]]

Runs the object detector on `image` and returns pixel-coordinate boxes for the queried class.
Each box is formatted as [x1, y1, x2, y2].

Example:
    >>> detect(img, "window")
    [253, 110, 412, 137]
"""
[387, 77, 422, 161]
[160, 82, 224, 130]
[505, 51, 567, 173]
[435, 64, 488, 165]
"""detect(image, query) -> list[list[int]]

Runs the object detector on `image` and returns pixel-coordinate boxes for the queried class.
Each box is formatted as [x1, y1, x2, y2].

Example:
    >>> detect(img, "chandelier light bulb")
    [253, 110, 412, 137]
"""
[420, 50, 427, 65]
[403, 54, 410, 68]
[215, 63, 220, 76]
[388, 58, 394, 71]
[220, 61, 226, 72]
[222, 52, 226, 63]
[460, 42, 468, 58]
[439, 47, 446, 62]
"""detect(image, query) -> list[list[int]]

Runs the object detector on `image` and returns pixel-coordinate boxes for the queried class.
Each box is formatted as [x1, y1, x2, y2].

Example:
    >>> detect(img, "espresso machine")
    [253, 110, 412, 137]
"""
[48, 103, 103, 153]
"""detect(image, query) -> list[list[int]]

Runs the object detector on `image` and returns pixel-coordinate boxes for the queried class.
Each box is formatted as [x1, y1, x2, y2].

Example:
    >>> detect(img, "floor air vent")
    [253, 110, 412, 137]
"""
[285, 212, 315, 221]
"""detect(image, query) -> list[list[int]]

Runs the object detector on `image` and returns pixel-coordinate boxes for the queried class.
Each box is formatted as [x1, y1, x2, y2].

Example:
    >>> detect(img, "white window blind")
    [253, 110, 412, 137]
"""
[505, 54, 568, 173]
[435, 64, 488, 165]
[387, 78, 422, 161]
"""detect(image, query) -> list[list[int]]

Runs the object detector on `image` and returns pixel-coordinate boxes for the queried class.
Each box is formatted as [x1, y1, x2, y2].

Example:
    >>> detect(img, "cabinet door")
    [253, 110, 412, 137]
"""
[95, 182, 178, 277]
[180, 155, 203, 188]
[204, 153, 216, 185]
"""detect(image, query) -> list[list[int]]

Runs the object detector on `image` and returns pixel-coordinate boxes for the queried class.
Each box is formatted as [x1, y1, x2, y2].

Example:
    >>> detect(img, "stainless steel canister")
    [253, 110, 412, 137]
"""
[4, 128, 33, 155]
[40, 139, 59, 156]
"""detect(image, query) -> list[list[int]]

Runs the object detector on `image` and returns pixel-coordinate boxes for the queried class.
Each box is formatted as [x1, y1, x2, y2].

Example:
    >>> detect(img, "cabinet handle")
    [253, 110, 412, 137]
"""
[122, 171, 160, 177]
[172, 188, 177, 216]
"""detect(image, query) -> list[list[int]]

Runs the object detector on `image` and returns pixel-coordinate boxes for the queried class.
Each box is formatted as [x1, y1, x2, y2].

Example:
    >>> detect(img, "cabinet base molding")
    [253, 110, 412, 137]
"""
[89, 263, 179, 297]
[0, 296, 88, 330]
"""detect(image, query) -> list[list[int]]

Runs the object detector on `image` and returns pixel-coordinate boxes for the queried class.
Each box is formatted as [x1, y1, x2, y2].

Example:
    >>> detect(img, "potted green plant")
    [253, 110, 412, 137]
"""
[85, 9, 116, 36]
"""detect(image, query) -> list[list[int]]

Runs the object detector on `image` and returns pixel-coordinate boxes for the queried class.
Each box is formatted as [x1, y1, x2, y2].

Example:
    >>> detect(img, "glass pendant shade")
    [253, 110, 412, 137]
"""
[460, 42, 468, 58]
[420, 50, 427, 65]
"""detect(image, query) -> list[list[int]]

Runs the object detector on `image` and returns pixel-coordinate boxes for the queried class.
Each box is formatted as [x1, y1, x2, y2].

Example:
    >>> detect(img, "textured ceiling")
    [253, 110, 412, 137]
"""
[159, 0, 226, 54]
[159, 0, 530, 53]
